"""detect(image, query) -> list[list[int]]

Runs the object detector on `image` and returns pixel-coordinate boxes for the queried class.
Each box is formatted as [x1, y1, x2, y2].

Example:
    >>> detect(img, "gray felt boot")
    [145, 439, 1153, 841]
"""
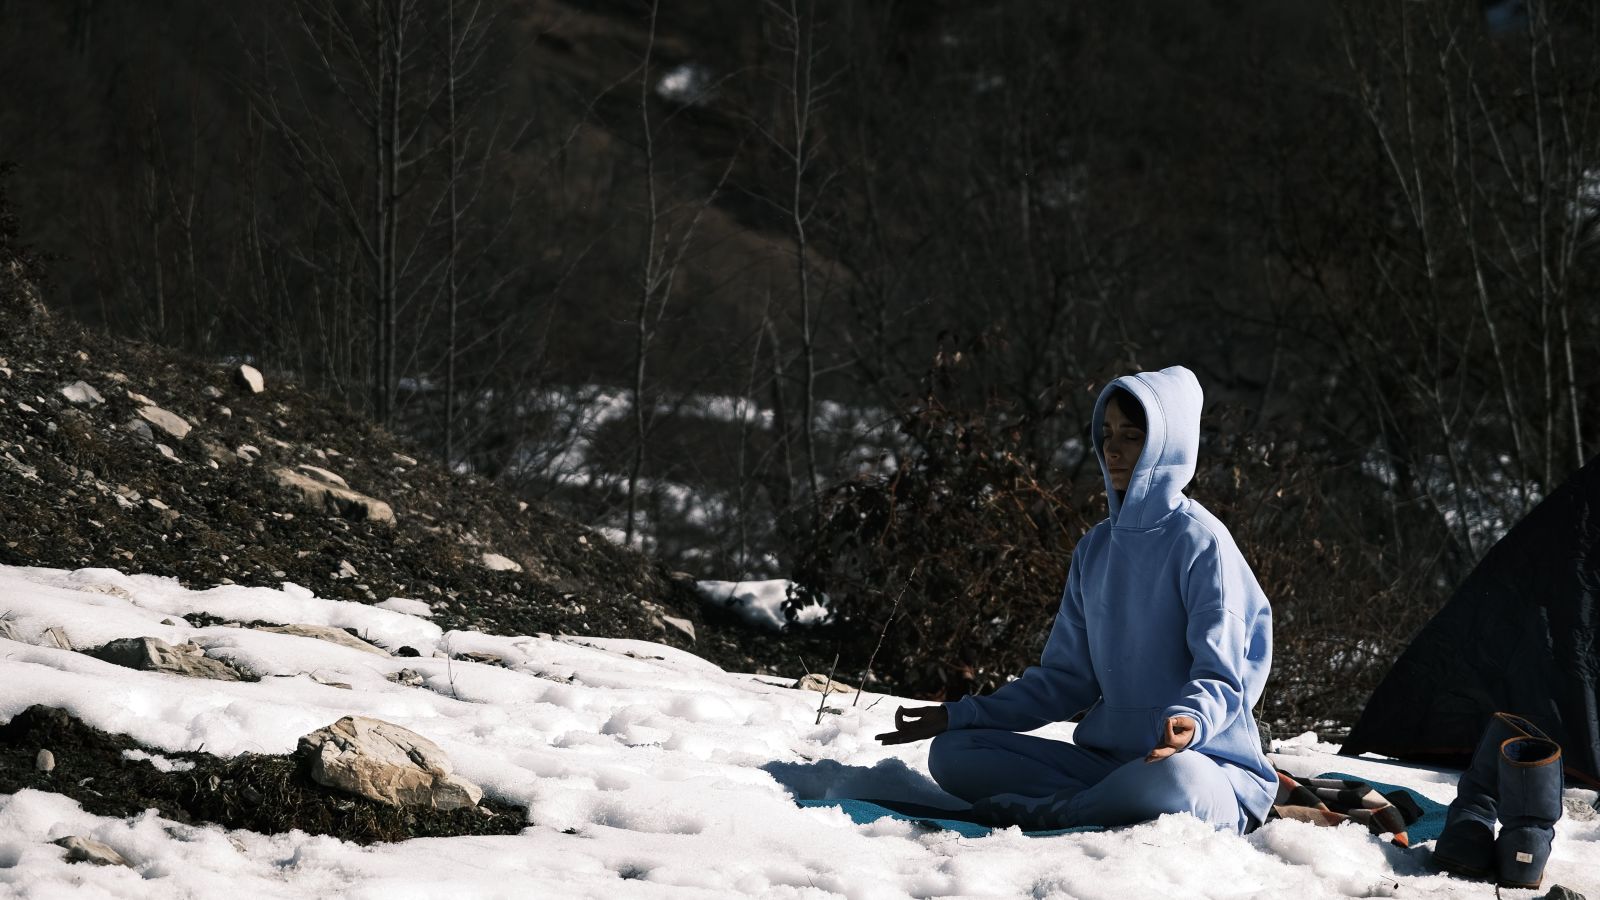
[1495, 735, 1563, 890]
[1433, 712, 1548, 878]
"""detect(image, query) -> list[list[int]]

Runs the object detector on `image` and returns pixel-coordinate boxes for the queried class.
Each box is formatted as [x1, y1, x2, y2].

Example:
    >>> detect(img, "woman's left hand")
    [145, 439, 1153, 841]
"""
[1144, 715, 1196, 763]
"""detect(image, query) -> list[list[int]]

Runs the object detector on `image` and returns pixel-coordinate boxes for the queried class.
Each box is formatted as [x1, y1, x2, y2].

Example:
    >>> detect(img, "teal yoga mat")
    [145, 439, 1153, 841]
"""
[798, 771, 1448, 841]
[795, 797, 1100, 837]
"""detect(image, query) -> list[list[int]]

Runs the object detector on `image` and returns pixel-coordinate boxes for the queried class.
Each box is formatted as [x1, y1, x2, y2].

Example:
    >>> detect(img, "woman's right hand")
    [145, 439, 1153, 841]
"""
[874, 705, 949, 745]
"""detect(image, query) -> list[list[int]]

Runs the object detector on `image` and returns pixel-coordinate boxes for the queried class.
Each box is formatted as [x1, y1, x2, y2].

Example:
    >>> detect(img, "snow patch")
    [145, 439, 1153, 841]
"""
[373, 597, 433, 618]
[0, 563, 1596, 898]
[694, 579, 831, 631]
[121, 749, 195, 773]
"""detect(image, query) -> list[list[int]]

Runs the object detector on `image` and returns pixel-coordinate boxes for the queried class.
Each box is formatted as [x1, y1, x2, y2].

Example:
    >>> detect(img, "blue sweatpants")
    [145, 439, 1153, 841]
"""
[927, 728, 1249, 834]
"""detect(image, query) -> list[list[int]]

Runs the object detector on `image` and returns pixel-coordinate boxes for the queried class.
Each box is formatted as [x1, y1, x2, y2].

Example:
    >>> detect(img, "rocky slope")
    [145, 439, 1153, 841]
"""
[0, 261, 825, 678]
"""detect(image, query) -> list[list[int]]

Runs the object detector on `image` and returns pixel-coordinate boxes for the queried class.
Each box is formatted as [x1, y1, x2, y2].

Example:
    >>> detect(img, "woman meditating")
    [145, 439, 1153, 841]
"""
[876, 365, 1276, 834]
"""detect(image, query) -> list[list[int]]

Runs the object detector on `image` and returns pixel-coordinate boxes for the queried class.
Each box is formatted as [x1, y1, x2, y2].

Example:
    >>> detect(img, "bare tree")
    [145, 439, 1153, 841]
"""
[755, 0, 842, 524]
[246, 0, 447, 424]
[622, 1, 740, 547]
[443, 0, 466, 464]
[432, 0, 535, 465]
[1284, 1, 1600, 572]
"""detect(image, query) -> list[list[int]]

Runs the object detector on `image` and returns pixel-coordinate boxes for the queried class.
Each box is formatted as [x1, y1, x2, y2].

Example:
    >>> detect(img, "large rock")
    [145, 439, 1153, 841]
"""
[137, 405, 191, 441]
[54, 836, 129, 867]
[252, 624, 388, 656]
[86, 637, 242, 681]
[235, 364, 265, 394]
[295, 464, 348, 488]
[297, 716, 482, 810]
[124, 418, 156, 444]
[481, 552, 522, 573]
[300, 461, 352, 483]
[60, 381, 104, 405]
[661, 615, 696, 642]
[272, 466, 395, 524]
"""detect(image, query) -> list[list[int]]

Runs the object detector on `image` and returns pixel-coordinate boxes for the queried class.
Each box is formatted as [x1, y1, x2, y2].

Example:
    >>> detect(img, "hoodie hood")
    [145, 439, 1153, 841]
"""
[1093, 365, 1204, 529]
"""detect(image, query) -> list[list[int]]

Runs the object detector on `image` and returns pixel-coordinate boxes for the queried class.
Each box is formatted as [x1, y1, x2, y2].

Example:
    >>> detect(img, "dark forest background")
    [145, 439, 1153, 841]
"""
[3, 0, 1597, 732]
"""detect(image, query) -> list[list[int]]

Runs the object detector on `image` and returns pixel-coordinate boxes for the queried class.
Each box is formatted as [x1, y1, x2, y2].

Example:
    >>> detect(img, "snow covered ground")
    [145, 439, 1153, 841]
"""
[1, 564, 1597, 899]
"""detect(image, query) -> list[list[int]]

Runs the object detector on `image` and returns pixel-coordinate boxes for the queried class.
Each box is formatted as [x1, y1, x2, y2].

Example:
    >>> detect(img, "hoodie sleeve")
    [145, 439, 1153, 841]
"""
[943, 554, 1100, 732]
[1161, 542, 1256, 751]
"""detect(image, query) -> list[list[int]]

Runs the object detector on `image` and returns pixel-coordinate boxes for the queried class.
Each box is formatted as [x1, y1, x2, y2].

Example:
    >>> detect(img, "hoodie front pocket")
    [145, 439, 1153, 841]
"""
[1074, 704, 1162, 757]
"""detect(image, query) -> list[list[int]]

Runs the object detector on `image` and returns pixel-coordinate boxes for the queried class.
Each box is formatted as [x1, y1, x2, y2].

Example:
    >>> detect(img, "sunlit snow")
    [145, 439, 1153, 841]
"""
[1, 565, 1596, 898]
[693, 579, 831, 631]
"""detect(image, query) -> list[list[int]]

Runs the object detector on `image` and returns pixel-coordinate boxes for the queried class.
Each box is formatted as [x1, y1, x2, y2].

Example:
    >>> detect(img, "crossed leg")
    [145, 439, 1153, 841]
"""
[927, 728, 1244, 833]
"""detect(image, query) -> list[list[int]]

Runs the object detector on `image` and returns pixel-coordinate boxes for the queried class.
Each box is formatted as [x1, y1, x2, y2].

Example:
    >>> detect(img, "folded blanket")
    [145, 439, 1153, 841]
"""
[1268, 770, 1445, 848]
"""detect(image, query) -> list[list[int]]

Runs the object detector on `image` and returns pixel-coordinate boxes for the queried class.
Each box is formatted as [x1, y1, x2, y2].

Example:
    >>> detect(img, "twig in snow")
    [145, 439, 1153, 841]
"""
[854, 562, 920, 707]
[813, 651, 840, 725]
[444, 635, 460, 701]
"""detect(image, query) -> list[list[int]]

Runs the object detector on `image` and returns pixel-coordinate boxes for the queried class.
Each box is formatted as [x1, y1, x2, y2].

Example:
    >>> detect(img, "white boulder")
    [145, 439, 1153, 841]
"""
[252, 624, 388, 656]
[295, 464, 349, 489]
[137, 405, 191, 441]
[87, 636, 242, 681]
[272, 466, 394, 524]
[298, 716, 482, 810]
[661, 615, 696, 642]
[481, 552, 522, 573]
[54, 836, 129, 867]
[235, 364, 265, 393]
[60, 381, 104, 405]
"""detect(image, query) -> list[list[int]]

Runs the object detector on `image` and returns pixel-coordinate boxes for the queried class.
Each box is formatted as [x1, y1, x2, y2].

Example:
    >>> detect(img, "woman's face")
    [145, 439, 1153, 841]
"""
[1102, 396, 1147, 493]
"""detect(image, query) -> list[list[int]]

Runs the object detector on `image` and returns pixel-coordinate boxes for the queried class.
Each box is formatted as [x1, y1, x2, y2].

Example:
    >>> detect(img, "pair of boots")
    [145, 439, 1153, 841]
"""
[1433, 712, 1565, 889]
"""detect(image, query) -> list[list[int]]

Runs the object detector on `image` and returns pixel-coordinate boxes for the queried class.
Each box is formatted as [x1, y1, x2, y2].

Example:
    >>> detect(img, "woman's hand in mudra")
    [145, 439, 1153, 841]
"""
[1144, 715, 1197, 762]
[875, 705, 949, 745]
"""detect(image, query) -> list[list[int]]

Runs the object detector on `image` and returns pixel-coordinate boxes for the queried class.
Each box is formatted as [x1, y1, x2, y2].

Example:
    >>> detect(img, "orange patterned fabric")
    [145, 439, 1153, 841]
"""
[1268, 771, 1422, 847]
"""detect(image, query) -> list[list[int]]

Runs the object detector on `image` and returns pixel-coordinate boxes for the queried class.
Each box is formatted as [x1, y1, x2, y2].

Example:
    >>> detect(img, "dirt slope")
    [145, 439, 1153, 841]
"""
[0, 274, 826, 676]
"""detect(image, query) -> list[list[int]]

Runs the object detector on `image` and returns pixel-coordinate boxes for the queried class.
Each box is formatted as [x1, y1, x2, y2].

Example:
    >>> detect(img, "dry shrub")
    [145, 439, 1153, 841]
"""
[1187, 409, 1447, 735]
[796, 354, 1094, 701]
[799, 368, 1442, 732]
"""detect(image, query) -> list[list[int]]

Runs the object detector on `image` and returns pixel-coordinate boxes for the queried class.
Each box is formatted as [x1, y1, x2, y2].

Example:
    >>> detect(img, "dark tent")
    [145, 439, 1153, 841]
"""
[1340, 454, 1600, 789]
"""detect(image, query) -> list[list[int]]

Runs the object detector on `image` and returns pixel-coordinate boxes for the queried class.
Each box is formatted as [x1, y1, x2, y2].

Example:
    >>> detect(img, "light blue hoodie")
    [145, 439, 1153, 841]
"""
[943, 365, 1277, 824]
